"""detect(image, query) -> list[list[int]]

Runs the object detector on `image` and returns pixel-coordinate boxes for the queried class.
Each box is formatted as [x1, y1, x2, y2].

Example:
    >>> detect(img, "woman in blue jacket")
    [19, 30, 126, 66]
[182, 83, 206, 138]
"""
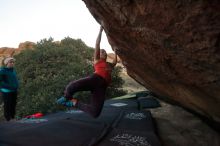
[0, 57, 19, 121]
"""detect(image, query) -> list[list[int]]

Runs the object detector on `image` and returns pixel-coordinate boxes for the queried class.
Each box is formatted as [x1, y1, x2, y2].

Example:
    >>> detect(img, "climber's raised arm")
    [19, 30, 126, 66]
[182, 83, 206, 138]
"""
[94, 26, 104, 63]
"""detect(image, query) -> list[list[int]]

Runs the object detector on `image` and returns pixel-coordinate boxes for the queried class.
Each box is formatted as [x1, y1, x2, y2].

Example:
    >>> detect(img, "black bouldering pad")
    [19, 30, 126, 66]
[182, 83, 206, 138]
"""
[0, 118, 107, 146]
[115, 110, 156, 132]
[0, 97, 161, 146]
[138, 95, 161, 109]
[104, 98, 138, 110]
[97, 129, 161, 146]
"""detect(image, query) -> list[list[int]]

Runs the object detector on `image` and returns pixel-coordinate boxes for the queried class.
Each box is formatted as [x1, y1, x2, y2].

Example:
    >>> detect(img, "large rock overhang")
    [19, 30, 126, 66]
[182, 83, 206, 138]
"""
[82, 0, 220, 128]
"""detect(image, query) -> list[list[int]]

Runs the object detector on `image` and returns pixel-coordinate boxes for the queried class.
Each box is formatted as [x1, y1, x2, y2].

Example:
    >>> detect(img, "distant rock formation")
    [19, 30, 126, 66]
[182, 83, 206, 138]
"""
[83, 0, 220, 128]
[16, 41, 35, 54]
[0, 47, 16, 65]
[0, 41, 35, 65]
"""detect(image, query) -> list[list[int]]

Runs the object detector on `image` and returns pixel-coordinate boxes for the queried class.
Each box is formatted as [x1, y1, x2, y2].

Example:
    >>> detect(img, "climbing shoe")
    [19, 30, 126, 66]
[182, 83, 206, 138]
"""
[56, 96, 67, 105]
[64, 98, 77, 107]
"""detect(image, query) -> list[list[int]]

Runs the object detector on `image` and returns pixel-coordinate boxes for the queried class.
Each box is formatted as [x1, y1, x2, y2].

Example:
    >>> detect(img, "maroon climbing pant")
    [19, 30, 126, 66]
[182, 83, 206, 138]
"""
[64, 74, 108, 118]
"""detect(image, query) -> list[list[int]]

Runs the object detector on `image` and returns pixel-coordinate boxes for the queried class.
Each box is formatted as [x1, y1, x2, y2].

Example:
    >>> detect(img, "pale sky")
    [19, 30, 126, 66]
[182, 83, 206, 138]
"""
[0, 0, 113, 52]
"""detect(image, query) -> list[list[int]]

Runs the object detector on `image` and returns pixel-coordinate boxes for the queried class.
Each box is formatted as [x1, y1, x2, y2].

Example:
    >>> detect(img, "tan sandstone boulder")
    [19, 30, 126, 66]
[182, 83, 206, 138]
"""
[83, 0, 220, 128]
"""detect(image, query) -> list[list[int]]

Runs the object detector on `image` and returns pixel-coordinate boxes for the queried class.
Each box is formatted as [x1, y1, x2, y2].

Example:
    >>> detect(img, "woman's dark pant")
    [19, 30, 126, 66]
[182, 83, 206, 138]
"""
[64, 74, 107, 118]
[2, 91, 17, 121]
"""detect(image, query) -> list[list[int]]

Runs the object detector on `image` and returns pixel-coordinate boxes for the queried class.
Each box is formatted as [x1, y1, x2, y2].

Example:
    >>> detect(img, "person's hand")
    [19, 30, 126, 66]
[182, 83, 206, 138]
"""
[112, 46, 118, 53]
[100, 20, 104, 28]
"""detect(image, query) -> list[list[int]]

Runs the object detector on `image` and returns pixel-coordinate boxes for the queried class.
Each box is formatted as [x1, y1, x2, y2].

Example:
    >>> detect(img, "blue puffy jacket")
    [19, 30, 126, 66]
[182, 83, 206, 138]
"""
[0, 67, 19, 92]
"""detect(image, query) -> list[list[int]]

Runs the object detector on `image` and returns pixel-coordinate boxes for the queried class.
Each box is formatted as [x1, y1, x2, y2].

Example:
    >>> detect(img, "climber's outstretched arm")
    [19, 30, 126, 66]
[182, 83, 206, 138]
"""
[94, 26, 103, 63]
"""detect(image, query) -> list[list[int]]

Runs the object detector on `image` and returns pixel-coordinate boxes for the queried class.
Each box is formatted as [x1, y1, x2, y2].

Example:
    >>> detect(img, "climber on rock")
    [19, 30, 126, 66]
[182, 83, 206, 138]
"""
[57, 25, 118, 118]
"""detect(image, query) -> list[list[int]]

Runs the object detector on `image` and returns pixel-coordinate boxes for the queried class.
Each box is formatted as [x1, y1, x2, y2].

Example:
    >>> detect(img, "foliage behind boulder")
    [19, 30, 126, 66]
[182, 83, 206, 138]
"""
[13, 37, 125, 117]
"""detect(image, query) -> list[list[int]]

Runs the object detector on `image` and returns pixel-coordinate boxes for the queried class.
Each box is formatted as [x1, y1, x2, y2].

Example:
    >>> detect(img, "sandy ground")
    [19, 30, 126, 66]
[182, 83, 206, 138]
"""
[150, 101, 220, 146]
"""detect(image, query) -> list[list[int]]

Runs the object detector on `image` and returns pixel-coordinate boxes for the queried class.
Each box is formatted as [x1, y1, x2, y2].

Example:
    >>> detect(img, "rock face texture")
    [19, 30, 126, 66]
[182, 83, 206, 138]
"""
[83, 0, 220, 127]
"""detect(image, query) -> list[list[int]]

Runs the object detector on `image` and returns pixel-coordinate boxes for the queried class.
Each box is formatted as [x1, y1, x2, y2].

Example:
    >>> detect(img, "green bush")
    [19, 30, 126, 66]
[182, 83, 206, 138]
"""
[12, 37, 126, 118]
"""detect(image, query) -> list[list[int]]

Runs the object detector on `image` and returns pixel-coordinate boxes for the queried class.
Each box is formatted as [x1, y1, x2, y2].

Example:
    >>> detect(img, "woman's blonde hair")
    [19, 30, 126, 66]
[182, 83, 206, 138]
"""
[2, 57, 15, 66]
